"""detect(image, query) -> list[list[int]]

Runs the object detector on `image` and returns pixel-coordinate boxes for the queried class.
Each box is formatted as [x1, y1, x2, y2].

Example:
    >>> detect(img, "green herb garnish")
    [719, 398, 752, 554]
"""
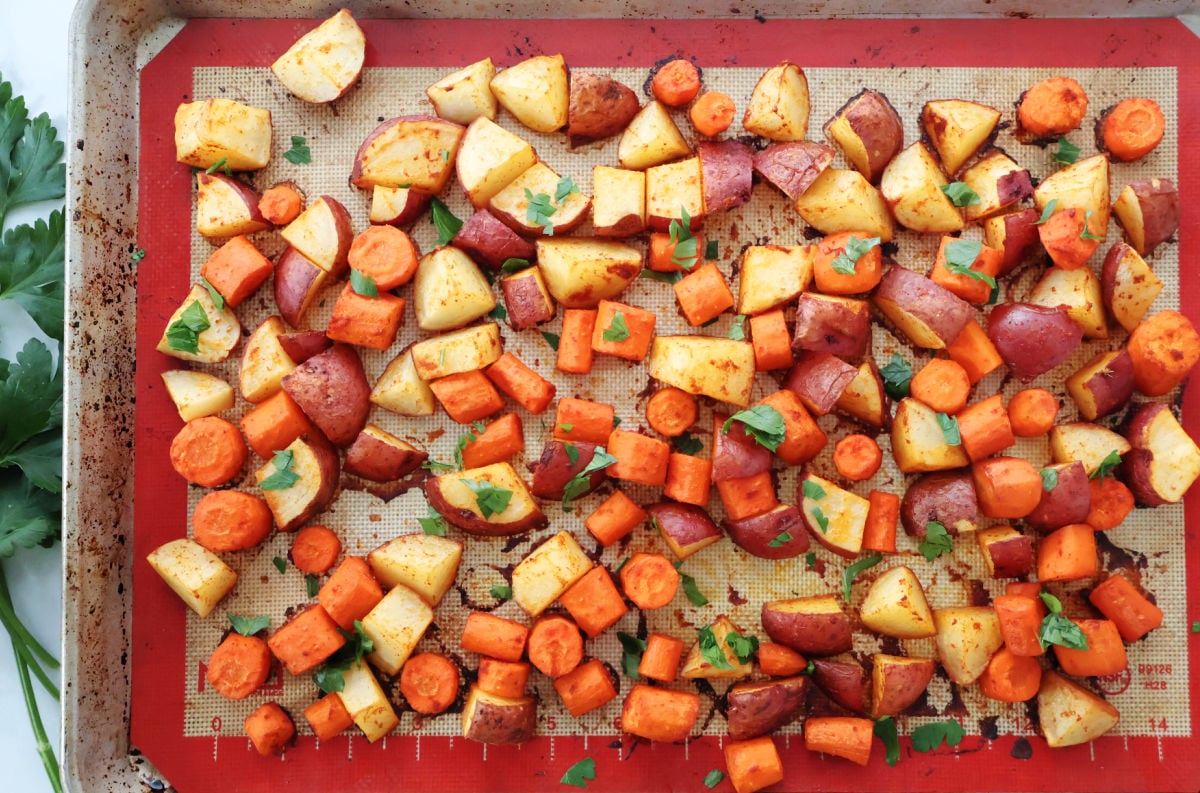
[1089, 449, 1123, 480]
[728, 314, 747, 341]
[283, 135, 311, 164]
[562, 448, 618, 509]
[260, 449, 300, 490]
[462, 478, 514, 518]
[490, 584, 512, 600]
[676, 563, 709, 606]
[430, 197, 463, 245]
[1054, 138, 1080, 166]
[1038, 591, 1089, 650]
[879, 353, 913, 399]
[1080, 209, 1105, 241]
[698, 625, 733, 669]
[703, 769, 725, 789]
[874, 716, 901, 766]
[936, 412, 961, 446]
[722, 405, 786, 452]
[640, 269, 683, 284]
[272, 556, 287, 574]
[940, 182, 981, 207]
[672, 432, 703, 455]
[561, 757, 596, 788]
[350, 269, 378, 298]
[306, 574, 320, 598]
[228, 613, 270, 636]
[811, 506, 830, 534]
[705, 239, 719, 260]
[831, 234, 881, 275]
[802, 479, 826, 501]
[617, 632, 646, 678]
[911, 718, 966, 752]
[541, 331, 560, 350]
[500, 257, 530, 274]
[767, 531, 793, 548]
[602, 311, 630, 342]
[200, 277, 226, 311]
[943, 239, 996, 289]
[1035, 198, 1058, 225]
[842, 553, 883, 601]
[919, 521, 953, 561]
[1041, 467, 1059, 491]
[668, 205, 698, 269]
[165, 300, 211, 354]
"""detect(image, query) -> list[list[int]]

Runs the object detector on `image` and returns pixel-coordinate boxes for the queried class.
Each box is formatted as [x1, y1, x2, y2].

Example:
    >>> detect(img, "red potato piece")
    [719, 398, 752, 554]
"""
[567, 71, 640, 147]
[1112, 178, 1179, 258]
[277, 331, 331, 364]
[823, 89, 904, 184]
[761, 594, 852, 657]
[453, 209, 537, 271]
[873, 265, 974, 350]
[712, 412, 774, 482]
[986, 302, 1083, 382]
[281, 344, 371, 447]
[752, 141, 835, 201]
[726, 677, 807, 740]
[526, 440, 606, 501]
[783, 351, 858, 416]
[647, 501, 723, 559]
[792, 293, 871, 359]
[900, 471, 978, 537]
[696, 139, 754, 213]
[343, 425, 428, 483]
[724, 504, 810, 560]
[1123, 402, 1200, 506]
[810, 658, 868, 714]
[1027, 461, 1090, 531]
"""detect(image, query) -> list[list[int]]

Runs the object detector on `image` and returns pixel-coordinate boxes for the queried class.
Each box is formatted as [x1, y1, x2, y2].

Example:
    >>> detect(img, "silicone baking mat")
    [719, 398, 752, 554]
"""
[131, 16, 1200, 792]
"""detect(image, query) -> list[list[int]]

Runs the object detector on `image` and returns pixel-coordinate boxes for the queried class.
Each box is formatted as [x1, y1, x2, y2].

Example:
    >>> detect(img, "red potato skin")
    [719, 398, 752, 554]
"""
[277, 330, 331, 364]
[527, 440, 605, 500]
[314, 195, 354, 278]
[646, 501, 722, 550]
[987, 302, 1083, 382]
[752, 141, 835, 201]
[501, 269, 555, 330]
[424, 478, 549, 537]
[996, 168, 1035, 207]
[871, 655, 936, 718]
[900, 471, 978, 537]
[197, 171, 270, 228]
[371, 187, 431, 227]
[874, 265, 974, 349]
[1071, 348, 1135, 420]
[723, 504, 810, 559]
[761, 599, 853, 657]
[783, 351, 858, 415]
[567, 71, 640, 147]
[811, 658, 868, 714]
[452, 209, 537, 270]
[281, 344, 371, 447]
[712, 413, 774, 482]
[350, 114, 463, 190]
[343, 431, 427, 483]
[827, 89, 904, 182]
[1126, 178, 1180, 257]
[726, 677, 807, 740]
[697, 139, 754, 213]
[995, 207, 1043, 275]
[1123, 402, 1188, 507]
[278, 433, 341, 532]
[274, 246, 326, 328]
[792, 293, 871, 359]
[980, 530, 1036, 578]
[1027, 461, 1091, 531]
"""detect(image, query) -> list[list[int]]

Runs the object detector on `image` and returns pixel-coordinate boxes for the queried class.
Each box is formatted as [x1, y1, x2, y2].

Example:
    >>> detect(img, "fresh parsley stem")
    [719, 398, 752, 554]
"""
[12, 636, 63, 793]
[0, 564, 60, 673]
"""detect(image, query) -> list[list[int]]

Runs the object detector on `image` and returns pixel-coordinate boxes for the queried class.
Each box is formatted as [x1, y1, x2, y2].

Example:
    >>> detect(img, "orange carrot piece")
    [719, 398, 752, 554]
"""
[400, 652, 461, 715]
[621, 684, 700, 742]
[1007, 388, 1059, 437]
[554, 397, 616, 445]
[200, 235, 275, 307]
[429, 370, 505, 424]
[978, 647, 1042, 702]
[758, 389, 827, 466]
[477, 657, 531, 699]
[485, 351, 556, 414]
[1086, 476, 1135, 531]
[958, 394, 1014, 462]
[648, 230, 705, 272]
[620, 552, 681, 610]
[318, 557, 383, 631]
[1088, 574, 1164, 642]
[1037, 209, 1102, 270]
[527, 615, 585, 679]
[973, 456, 1043, 519]
[461, 612, 529, 662]
[664, 452, 713, 506]
[206, 632, 272, 700]
[245, 702, 295, 756]
[1017, 75, 1088, 138]
[584, 489, 647, 547]
[910, 358, 971, 415]
[591, 300, 656, 361]
[169, 416, 247, 487]
[192, 490, 273, 553]
[716, 471, 778, 521]
[993, 593, 1046, 657]
[267, 605, 347, 675]
[240, 389, 313, 460]
[1037, 523, 1098, 582]
[347, 225, 418, 291]
[1100, 97, 1165, 161]
[946, 318, 1003, 384]
[460, 412, 524, 469]
[862, 490, 899, 553]
[559, 565, 629, 638]
[724, 736, 785, 793]
[553, 658, 618, 716]
[833, 434, 883, 481]
[652, 59, 701, 107]
[638, 633, 685, 682]
[690, 91, 736, 137]
[749, 309, 793, 371]
[290, 525, 341, 574]
[607, 429, 671, 486]
[1127, 310, 1200, 396]
[673, 263, 735, 326]
[1005, 581, 1043, 598]
[929, 236, 1003, 304]
[804, 716, 874, 767]
[258, 182, 305, 226]
[812, 230, 885, 295]
[325, 284, 405, 351]
[756, 643, 807, 677]
[304, 694, 354, 742]
[646, 387, 698, 437]
[1053, 619, 1128, 677]
[557, 308, 597, 374]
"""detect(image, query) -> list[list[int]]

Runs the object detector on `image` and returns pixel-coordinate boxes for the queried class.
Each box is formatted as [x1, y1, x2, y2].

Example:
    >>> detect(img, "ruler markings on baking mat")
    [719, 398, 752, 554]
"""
[130, 15, 1200, 793]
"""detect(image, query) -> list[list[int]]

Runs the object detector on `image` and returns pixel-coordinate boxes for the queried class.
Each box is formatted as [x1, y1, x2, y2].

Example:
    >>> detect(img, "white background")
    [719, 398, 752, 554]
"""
[0, 0, 76, 791]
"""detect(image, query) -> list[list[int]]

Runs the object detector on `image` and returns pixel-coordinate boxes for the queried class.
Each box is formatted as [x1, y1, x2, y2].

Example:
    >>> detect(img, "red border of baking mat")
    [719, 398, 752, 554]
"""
[132, 16, 1200, 793]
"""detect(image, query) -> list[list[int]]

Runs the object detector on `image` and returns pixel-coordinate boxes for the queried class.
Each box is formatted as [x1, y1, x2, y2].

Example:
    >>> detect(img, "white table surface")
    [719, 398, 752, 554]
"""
[0, 0, 75, 791]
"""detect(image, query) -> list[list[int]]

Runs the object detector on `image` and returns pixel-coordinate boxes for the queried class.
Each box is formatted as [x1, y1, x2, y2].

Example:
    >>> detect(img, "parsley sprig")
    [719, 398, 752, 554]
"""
[462, 478, 514, 518]
[919, 521, 954, 561]
[313, 621, 376, 693]
[1038, 591, 1089, 650]
[722, 405, 786, 452]
[668, 206, 699, 269]
[831, 234, 881, 275]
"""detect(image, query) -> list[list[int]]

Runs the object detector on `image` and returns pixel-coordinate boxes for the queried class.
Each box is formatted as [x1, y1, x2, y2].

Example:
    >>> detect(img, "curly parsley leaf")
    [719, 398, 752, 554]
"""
[879, 353, 913, 399]
[874, 716, 901, 766]
[228, 613, 270, 636]
[283, 135, 311, 165]
[842, 553, 883, 601]
[260, 449, 300, 491]
[919, 521, 953, 561]
[561, 757, 596, 788]
[910, 718, 965, 752]
[723, 405, 786, 452]
[0, 210, 66, 340]
[831, 234, 881, 275]
[940, 182, 981, 207]
[313, 622, 376, 694]
[617, 632, 646, 678]
[430, 197, 463, 246]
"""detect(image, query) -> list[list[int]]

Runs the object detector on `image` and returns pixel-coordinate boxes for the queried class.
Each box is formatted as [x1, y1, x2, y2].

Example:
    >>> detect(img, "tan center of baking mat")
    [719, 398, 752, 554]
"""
[179, 64, 1185, 740]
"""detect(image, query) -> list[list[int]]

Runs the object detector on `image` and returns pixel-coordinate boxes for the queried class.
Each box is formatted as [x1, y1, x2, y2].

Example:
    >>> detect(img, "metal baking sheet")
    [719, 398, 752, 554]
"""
[65, 3, 1200, 792]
